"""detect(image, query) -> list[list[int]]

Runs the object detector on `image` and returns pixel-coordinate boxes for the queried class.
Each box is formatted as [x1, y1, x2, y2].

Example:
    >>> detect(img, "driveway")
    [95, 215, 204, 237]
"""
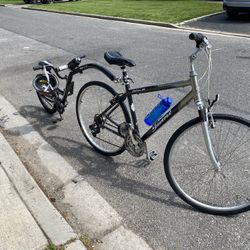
[181, 12, 250, 36]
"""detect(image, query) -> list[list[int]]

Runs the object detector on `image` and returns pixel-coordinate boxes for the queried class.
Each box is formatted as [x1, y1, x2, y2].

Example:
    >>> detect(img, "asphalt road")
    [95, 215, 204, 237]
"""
[182, 12, 250, 36]
[0, 6, 250, 250]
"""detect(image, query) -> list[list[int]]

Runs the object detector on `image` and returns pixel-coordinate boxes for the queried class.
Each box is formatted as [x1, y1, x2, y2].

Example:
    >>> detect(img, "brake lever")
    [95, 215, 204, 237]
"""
[203, 37, 212, 49]
[207, 94, 220, 129]
[208, 94, 220, 109]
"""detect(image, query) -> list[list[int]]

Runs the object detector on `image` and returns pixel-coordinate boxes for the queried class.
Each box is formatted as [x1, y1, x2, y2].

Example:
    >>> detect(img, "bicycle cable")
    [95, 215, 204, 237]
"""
[197, 46, 213, 106]
[205, 46, 212, 102]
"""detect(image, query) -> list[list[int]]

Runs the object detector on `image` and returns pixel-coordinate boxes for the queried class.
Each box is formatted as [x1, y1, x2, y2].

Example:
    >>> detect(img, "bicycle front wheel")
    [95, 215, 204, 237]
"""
[76, 81, 130, 156]
[164, 114, 250, 215]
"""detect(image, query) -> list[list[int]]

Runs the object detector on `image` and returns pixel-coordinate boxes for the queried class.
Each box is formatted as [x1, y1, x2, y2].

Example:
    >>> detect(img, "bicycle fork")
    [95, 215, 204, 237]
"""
[201, 110, 221, 171]
[190, 57, 221, 172]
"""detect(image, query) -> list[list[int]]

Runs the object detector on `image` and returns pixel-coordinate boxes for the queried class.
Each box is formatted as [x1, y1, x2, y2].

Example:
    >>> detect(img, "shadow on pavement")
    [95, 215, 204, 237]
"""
[16, 104, 193, 212]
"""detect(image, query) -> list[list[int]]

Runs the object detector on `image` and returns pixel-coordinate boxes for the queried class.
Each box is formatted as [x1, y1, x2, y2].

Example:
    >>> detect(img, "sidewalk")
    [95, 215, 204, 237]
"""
[0, 131, 87, 250]
[0, 91, 153, 250]
[0, 25, 154, 249]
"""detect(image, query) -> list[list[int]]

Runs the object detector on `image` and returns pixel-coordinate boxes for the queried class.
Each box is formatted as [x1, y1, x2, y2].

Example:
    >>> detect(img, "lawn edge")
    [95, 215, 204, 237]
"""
[23, 6, 250, 39]
[4, 4, 249, 39]
[179, 11, 225, 25]
[22, 6, 179, 28]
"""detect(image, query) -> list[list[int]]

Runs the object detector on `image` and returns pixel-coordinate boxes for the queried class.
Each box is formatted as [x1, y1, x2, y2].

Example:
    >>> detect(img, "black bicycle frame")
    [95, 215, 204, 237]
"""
[58, 63, 116, 105]
[54, 62, 195, 142]
[98, 79, 195, 142]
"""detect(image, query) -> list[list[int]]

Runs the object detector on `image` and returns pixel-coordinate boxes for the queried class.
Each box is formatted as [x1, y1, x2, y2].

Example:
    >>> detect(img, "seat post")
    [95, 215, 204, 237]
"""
[120, 66, 139, 132]
[121, 66, 129, 84]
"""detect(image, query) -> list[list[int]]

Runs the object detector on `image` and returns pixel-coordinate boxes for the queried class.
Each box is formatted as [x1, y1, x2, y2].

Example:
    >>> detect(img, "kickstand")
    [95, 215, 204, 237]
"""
[58, 113, 63, 121]
[52, 113, 63, 124]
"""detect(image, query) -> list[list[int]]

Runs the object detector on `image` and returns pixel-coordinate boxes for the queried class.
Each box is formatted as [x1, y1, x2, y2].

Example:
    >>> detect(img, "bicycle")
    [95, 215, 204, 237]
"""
[32, 54, 116, 120]
[33, 33, 250, 215]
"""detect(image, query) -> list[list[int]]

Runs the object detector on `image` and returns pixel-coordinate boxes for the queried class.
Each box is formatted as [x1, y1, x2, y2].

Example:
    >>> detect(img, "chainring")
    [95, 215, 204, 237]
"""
[125, 132, 146, 157]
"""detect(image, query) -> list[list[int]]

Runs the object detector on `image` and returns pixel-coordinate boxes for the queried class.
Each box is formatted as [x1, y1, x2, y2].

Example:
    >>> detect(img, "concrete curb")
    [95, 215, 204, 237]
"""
[21, 6, 250, 39]
[95, 226, 153, 250]
[22, 6, 179, 29]
[178, 11, 224, 26]
[65, 240, 86, 250]
[4, 3, 250, 38]
[0, 94, 153, 249]
[0, 133, 85, 248]
[0, 162, 48, 250]
[177, 11, 250, 39]
[176, 25, 250, 39]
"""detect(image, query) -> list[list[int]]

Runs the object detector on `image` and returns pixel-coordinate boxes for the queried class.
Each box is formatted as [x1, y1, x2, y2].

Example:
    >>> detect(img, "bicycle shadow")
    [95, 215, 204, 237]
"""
[18, 105, 60, 130]
[13, 104, 192, 211]
[46, 135, 191, 211]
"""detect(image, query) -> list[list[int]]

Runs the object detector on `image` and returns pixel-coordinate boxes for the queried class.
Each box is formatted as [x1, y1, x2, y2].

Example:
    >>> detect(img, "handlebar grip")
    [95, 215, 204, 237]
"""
[67, 54, 86, 70]
[33, 65, 43, 71]
[189, 33, 206, 48]
[57, 65, 68, 71]
[68, 57, 81, 70]
[78, 54, 86, 59]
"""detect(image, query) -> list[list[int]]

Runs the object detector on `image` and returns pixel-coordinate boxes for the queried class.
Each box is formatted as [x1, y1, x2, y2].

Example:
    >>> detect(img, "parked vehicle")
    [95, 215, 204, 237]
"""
[23, 0, 73, 4]
[223, 0, 250, 18]
[23, 0, 54, 3]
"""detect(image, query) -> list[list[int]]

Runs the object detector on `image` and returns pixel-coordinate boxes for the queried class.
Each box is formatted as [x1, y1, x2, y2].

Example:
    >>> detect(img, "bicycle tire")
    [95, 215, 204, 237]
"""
[76, 81, 131, 156]
[37, 91, 56, 114]
[164, 114, 250, 215]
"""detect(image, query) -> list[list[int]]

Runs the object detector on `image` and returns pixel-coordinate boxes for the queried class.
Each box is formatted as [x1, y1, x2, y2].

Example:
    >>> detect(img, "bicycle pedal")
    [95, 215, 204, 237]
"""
[148, 150, 158, 161]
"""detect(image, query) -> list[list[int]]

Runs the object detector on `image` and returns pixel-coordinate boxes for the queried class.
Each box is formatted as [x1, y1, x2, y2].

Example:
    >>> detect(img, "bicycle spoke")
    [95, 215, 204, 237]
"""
[76, 82, 128, 155]
[102, 124, 124, 138]
[165, 115, 250, 214]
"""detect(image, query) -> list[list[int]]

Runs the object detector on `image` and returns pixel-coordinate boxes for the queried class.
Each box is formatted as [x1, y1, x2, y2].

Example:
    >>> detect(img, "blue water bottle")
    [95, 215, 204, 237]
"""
[144, 95, 173, 126]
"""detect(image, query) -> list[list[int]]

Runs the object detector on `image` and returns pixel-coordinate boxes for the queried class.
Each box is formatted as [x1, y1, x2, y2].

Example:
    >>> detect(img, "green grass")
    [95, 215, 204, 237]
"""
[0, 0, 23, 4]
[43, 241, 64, 250]
[31, 0, 222, 24]
[79, 235, 94, 250]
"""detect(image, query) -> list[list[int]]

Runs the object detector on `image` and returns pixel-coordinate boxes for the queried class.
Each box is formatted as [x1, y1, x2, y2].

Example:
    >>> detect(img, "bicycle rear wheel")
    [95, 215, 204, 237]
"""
[76, 81, 130, 156]
[164, 114, 250, 215]
[37, 92, 56, 114]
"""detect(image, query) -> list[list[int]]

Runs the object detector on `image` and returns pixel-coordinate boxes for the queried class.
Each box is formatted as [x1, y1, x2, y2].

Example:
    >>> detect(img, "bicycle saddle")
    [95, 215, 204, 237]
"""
[104, 51, 136, 67]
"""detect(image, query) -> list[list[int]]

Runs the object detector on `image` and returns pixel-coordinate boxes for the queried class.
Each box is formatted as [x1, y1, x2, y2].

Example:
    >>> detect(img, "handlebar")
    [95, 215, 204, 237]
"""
[67, 54, 86, 70]
[33, 54, 86, 73]
[189, 33, 205, 43]
[33, 65, 43, 71]
[189, 32, 210, 49]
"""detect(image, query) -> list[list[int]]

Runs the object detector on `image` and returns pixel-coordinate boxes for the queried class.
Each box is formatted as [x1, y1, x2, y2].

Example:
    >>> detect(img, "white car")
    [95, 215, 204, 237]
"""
[223, 0, 250, 17]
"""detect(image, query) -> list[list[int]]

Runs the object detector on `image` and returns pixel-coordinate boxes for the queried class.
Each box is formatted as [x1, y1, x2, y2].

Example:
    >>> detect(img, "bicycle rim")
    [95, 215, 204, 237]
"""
[37, 92, 56, 113]
[76, 81, 129, 156]
[164, 114, 250, 215]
